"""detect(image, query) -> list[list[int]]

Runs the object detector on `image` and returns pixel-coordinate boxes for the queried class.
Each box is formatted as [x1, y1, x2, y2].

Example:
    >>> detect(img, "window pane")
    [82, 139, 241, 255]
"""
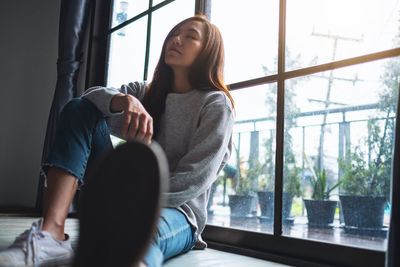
[153, 0, 168, 6]
[286, 0, 400, 70]
[107, 15, 148, 87]
[210, 0, 279, 84]
[282, 57, 399, 250]
[207, 84, 277, 234]
[147, 0, 195, 81]
[111, 0, 149, 28]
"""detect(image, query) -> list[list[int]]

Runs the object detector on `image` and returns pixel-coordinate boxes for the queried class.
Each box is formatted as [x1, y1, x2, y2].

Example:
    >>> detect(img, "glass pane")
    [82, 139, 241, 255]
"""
[111, 0, 149, 28]
[107, 15, 148, 87]
[153, 0, 168, 6]
[282, 56, 399, 250]
[207, 84, 277, 234]
[286, 0, 400, 70]
[147, 0, 195, 81]
[210, 0, 279, 84]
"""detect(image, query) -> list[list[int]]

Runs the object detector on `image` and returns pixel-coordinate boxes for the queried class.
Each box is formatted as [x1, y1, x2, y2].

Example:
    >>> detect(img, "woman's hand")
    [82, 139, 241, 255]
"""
[111, 94, 153, 144]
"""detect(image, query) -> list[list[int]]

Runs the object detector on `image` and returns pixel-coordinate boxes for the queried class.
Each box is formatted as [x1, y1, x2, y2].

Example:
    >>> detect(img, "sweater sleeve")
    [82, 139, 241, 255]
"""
[81, 81, 147, 117]
[164, 101, 235, 208]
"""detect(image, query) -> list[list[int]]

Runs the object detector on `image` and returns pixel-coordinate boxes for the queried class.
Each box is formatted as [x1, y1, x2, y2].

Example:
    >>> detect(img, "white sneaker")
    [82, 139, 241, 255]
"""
[0, 219, 74, 266]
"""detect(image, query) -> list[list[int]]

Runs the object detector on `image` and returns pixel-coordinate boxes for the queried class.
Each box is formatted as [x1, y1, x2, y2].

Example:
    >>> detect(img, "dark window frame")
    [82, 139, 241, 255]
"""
[87, 1, 400, 266]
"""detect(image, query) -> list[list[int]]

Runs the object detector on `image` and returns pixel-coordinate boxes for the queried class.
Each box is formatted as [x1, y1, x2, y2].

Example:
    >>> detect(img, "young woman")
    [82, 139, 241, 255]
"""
[0, 15, 234, 267]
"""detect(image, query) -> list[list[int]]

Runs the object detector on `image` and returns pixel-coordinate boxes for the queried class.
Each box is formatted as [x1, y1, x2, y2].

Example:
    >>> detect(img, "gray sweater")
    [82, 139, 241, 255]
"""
[82, 81, 234, 248]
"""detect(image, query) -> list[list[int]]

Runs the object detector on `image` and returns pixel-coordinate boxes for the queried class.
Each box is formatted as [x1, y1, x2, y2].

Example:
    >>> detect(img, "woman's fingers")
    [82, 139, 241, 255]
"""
[127, 114, 139, 140]
[119, 94, 153, 142]
[134, 114, 147, 141]
[121, 113, 131, 139]
[144, 117, 153, 144]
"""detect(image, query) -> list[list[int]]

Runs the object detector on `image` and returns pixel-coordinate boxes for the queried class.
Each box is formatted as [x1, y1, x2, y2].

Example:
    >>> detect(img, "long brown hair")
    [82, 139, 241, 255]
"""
[143, 15, 234, 137]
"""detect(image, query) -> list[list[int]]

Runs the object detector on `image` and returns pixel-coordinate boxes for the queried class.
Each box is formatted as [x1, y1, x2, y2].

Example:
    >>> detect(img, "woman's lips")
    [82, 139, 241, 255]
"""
[168, 47, 182, 54]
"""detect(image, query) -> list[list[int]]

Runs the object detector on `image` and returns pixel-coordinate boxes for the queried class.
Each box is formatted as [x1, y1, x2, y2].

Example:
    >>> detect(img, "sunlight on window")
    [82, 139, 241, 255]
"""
[107, 15, 148, 87]
[286, 0, 400, 70]
[210, 0, 279, 84]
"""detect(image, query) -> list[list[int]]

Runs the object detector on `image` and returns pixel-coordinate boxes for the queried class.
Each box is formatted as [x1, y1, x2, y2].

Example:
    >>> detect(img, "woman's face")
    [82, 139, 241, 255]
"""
[164, 20, 205, 71]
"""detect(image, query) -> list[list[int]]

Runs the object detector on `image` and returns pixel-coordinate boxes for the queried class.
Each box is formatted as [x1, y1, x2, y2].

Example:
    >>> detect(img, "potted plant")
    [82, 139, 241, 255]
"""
[303, 158, 341, 227]
[282, 165, 302, 222]
[339, 145, 390, 234]
[256, 164, 302, 223]
[337, 58, 398, 235]
[255, 136, 302, 223]
[257, 174, 274, 219]
[228, 145, 257, 217]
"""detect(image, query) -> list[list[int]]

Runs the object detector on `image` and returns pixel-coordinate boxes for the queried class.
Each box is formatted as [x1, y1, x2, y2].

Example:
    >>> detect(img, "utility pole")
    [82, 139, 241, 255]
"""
[311, 30, 363, 171]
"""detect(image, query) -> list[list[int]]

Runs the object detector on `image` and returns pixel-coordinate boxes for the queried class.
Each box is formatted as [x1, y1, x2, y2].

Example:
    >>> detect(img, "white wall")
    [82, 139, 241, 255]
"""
[0, 0, 60, 207]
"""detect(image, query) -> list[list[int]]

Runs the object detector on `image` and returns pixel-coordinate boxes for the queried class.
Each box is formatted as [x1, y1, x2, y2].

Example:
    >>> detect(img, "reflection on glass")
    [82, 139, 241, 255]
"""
[210, 0, 278, 84]
[282, 57, 399, 250]
[147, 0, 195, 81]
[286, 0, 400, 70]
[207, 84, 277, 234]
[107, 15, 147, 87]
[111, 0, 149, 28]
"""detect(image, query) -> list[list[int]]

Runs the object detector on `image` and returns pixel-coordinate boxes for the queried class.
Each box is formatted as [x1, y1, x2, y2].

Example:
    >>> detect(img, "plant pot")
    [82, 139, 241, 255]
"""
[228, 195, 254, 217]
[340, 195, 386, 228]
[257, 191, 274, 218]
[257, 191, 293, 223]
[303, 199, 337, 227]
[339, 195, 387, 236]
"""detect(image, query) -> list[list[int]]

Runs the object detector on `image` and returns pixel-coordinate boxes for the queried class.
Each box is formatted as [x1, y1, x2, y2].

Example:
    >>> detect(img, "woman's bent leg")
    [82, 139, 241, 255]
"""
[42, 98, 113, 240]
[143, 208, 196, 267]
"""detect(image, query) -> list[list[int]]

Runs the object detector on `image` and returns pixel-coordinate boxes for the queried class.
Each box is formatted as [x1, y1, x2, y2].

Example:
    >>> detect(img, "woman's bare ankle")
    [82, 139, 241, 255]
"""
[42, 219, 66, 241]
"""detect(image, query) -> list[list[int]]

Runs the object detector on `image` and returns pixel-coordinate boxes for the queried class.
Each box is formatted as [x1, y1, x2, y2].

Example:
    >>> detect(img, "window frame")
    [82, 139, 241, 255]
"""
[87, 1, 400, 266]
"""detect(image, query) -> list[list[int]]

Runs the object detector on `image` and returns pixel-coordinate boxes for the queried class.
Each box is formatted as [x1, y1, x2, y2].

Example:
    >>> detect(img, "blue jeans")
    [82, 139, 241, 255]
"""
[42, 98, 196, 267]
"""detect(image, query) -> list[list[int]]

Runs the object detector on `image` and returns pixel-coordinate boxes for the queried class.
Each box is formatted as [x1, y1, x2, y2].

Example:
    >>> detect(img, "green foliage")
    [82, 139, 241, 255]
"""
[232, 143, 257, 196]
[338, 43, 399, 200]
[339, 146, 390, 199]
[291, 198, 304, 216]
[257, 135, 275, 191]
[304, 155, 341, 200]
[310, 168, 341, 200]
[254, 135, 302, 197]
[284, 165, 302, 198]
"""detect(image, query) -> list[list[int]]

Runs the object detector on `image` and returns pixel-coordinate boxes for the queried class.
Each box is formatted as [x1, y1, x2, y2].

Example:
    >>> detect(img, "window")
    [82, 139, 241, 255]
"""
[206, 0, 400, 266]
[97, 0, 400, 266]
[107, 0, 195, 87]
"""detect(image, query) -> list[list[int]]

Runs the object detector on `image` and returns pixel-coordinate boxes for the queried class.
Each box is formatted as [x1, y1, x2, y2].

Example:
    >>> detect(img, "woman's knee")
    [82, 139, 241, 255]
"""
[61, 98, 102, 125]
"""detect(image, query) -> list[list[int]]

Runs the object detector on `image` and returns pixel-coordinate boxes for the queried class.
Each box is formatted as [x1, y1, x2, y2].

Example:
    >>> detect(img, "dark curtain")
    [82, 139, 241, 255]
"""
[36, 0, 93, 213]
[386, 86, 400, 266]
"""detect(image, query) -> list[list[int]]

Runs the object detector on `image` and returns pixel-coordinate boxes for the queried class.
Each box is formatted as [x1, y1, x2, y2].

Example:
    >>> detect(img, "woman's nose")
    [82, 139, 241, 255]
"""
[172, 34, 182, 45]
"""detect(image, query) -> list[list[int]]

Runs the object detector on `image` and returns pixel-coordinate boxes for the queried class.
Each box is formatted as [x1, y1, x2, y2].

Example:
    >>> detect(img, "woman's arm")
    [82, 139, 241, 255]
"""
[81, 81, 147, 116]
[82, 81, 152, 143]
[110, 94, 153, 143]
[164, 102, 235, 208]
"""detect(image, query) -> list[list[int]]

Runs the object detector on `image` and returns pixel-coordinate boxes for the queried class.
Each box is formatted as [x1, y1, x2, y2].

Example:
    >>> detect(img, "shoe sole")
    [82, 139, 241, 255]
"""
[73, 141, 169, 267]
